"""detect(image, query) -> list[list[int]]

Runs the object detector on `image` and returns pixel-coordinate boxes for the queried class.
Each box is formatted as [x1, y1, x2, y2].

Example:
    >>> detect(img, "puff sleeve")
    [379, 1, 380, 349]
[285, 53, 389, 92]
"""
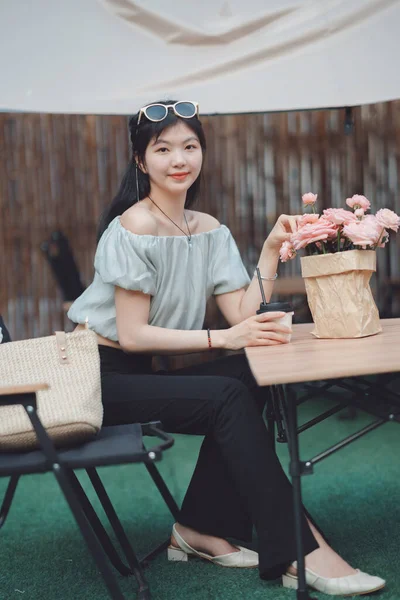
[94, 218, 157, 295]
[211, 226, 250, 295]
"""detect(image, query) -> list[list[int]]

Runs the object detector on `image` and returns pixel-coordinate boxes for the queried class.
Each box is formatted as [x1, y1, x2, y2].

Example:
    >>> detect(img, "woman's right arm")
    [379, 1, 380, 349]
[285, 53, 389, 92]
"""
[115, 287, 291, 354]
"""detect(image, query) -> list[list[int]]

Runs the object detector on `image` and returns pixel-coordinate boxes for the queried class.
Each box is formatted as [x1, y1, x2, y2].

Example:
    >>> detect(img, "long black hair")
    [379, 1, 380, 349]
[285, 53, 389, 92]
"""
[97, 100, 206, 241]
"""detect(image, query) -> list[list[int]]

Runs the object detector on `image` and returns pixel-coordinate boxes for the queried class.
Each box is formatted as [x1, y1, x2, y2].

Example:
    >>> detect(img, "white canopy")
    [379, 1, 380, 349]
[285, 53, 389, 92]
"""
[1, 0, 400, 115]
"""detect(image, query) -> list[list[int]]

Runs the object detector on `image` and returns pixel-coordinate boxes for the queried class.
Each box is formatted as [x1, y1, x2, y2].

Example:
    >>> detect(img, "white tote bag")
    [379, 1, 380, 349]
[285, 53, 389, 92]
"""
[0, 327, 103, 451]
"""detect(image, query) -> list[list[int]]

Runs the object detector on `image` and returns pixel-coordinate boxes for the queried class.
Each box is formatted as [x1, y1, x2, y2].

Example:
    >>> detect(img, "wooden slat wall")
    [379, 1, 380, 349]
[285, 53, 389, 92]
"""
[1, 103, 399, 340]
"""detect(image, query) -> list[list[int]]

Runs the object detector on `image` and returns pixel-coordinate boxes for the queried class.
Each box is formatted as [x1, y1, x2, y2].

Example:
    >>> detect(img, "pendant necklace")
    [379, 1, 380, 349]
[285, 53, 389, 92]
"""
[148, 196, 192, 247]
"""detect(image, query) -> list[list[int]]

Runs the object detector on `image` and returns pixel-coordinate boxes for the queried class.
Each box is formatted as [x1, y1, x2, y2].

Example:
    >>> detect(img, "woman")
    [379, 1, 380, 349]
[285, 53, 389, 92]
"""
[68, 101, 384, 596]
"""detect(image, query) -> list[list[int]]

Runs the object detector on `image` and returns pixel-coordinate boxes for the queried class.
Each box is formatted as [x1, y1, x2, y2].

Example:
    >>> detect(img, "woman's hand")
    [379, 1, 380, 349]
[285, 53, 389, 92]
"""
[264, 214, 301, 251]
[222, 312, 292, 350]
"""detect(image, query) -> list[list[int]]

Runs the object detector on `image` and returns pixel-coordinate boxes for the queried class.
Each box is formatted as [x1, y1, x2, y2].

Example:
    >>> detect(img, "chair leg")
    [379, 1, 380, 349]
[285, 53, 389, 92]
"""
[67, 470, 133, 576]
[135, 462, 183, 565]
[86, 467, 151, 596]
[52, 465, 128, 600]
[87, 465, 178, 571]
[144, 462, 180, 521]
[0, 475, 19, 530]
[22, 401, 135, 599]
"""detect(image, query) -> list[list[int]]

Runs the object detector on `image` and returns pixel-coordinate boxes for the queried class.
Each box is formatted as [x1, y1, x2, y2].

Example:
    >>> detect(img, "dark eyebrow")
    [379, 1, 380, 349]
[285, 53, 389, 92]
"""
[153, 138, 170, 145]
[152, 136, 199, 146]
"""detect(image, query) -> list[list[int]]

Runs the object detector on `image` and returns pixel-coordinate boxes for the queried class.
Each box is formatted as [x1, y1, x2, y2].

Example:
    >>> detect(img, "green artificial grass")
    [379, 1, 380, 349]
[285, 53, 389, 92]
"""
[1, 394, 399, 600]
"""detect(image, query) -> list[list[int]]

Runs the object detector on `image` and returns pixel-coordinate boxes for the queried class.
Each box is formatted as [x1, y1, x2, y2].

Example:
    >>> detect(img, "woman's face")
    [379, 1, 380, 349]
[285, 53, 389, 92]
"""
[142, 121, 203, 196]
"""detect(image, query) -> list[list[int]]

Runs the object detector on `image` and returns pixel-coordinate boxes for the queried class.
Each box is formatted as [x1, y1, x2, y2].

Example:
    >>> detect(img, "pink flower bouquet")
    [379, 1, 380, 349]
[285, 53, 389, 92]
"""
[281, 193, 400, 339]
[279, 193, 399, 263]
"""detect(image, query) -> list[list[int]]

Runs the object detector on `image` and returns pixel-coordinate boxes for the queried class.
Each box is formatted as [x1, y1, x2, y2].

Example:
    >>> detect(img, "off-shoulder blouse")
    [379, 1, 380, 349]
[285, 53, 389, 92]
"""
[68, 216, 250, 341]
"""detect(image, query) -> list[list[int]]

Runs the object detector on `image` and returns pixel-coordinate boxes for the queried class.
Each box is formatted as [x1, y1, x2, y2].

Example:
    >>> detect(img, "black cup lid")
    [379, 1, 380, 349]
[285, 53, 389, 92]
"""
[257, 302, 293, 314]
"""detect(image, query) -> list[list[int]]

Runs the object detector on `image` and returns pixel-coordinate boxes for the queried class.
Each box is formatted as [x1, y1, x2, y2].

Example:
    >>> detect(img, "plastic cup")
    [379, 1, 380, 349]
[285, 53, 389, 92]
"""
[256, 301, 294, 342]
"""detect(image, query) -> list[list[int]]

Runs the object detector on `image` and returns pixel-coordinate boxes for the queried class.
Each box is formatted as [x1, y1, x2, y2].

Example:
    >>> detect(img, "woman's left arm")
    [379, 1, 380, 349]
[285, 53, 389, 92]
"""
[216, 214, 300, 325]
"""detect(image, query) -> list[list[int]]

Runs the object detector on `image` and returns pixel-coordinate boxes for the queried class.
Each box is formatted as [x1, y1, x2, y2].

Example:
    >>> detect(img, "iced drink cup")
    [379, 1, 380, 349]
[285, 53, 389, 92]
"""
[256, 301, 294, 342]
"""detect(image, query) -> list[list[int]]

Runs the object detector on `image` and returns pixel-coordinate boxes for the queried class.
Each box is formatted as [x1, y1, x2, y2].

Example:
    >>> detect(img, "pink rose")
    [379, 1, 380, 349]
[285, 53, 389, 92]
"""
[299, 213, 320, 226]
[323, 208, 358, 226]
[375, 208, 400, 232]
[302, 193, 318, 206]
[345, 194, 371, 211]
[342, 215, 382, 248]
[354, 208, 365, 218]
[279, 241, 296, 262]
[317, 216, 339, 239]
[364, 214, 389, 244]
[291, 217, 337, 250]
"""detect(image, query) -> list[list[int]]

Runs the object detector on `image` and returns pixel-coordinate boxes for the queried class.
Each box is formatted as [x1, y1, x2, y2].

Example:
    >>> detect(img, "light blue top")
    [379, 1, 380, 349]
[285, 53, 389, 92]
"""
[68, 216, 250, 342]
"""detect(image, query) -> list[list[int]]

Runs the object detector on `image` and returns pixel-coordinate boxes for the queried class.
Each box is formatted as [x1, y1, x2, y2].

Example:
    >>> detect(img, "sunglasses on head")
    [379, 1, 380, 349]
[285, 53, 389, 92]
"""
[137, 101, 199, 125]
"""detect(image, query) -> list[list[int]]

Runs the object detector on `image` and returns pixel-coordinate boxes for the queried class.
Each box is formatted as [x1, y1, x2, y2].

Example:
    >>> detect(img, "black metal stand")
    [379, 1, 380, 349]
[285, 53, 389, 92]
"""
[0, 474, 19, 530]
[285, 385, 316, 600]
[270, 376, 399, 600]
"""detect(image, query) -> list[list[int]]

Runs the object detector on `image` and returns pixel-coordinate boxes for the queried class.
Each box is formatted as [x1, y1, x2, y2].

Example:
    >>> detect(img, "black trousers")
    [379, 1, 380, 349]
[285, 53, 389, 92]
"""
[100, 346, 319, 580]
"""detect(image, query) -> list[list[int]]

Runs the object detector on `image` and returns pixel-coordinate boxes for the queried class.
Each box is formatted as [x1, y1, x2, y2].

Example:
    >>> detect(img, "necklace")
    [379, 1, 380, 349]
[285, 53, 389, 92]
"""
[148, 196, 192, 245]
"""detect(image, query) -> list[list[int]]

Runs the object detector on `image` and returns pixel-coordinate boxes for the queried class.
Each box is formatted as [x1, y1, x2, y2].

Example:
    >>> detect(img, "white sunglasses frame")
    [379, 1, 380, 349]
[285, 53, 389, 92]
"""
[137, 101, 199, 125]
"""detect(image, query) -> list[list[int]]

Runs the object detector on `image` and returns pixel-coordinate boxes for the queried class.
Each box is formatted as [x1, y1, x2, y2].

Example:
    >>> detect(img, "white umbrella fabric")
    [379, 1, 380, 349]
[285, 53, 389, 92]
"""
[0, 0, 399, 114]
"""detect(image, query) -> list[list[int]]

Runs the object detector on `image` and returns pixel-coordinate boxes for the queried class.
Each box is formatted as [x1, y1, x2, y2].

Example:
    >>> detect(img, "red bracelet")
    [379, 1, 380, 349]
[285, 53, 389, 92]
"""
[207, 328, 212, 349]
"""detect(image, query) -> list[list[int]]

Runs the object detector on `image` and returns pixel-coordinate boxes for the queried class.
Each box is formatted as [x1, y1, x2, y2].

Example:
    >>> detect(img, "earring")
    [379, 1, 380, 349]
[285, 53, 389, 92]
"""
[135, 163, 140, 201]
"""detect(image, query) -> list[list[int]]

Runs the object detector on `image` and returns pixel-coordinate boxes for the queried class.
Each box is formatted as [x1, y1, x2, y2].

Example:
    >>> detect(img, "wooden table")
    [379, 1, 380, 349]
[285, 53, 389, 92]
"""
[245, 318, 400, 600]
[246, 319, 400, 386]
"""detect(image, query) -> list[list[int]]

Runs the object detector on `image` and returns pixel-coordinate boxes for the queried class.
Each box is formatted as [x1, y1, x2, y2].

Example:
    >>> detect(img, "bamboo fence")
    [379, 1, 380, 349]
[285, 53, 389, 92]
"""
[1, 102, 399, 341]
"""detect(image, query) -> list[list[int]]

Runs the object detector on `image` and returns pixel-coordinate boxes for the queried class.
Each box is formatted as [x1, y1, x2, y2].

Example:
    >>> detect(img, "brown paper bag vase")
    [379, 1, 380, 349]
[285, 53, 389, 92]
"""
[300, 250, 382, 339]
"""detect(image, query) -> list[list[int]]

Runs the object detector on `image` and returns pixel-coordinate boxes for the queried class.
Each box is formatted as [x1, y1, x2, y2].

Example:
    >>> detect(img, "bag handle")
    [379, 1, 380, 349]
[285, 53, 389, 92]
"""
[54, 317, 89, 365]
[54, 317, 90, 365]
[55, 331, 69, 364]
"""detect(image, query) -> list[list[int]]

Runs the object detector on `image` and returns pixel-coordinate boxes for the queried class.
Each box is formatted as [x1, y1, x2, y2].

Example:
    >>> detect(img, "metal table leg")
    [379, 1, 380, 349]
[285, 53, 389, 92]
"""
[272, 377, 397, 599]
[284, 384, 316, 600]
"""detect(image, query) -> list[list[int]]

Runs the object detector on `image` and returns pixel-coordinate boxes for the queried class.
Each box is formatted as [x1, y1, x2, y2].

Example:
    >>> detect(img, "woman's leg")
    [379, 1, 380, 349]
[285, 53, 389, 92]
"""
[178, 436, 253, 542]
[166, 353, 325, 545]
[166, 353, 266, 543]
[164, 353, 360, 580]
[165, 352, 268, 413]
[101, 354, 318, 579]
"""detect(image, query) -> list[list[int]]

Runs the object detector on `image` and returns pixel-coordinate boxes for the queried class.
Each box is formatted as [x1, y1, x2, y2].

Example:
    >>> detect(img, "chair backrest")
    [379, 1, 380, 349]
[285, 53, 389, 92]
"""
[0, 315, 11, 343]
[41, 231, 85, 301]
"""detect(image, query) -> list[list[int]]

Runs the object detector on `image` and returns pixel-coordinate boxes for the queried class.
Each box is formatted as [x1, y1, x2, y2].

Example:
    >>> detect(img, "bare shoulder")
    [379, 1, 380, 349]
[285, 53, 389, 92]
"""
[120, 204, 158, 236]
[189, 210, 220, 234]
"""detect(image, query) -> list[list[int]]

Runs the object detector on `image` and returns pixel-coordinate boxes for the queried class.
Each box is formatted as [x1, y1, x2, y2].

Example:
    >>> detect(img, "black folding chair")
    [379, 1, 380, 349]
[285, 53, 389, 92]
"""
[0, 387, 180, 600]
[0, 318, 180, 600]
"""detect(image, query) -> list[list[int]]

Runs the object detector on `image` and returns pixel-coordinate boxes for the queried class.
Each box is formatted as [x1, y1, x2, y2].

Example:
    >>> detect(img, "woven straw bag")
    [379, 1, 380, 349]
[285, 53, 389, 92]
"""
[0, 327, 103, 451]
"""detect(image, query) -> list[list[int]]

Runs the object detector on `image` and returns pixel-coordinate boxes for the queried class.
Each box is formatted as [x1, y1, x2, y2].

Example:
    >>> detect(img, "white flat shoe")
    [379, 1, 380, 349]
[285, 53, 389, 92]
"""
[167, 523, 258, 568]
[282, 562, 385, 596]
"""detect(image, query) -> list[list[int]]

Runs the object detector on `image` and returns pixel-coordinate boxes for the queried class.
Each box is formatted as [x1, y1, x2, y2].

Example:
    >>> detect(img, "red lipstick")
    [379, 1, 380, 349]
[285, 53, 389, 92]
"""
[170, 172, 189, 180]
